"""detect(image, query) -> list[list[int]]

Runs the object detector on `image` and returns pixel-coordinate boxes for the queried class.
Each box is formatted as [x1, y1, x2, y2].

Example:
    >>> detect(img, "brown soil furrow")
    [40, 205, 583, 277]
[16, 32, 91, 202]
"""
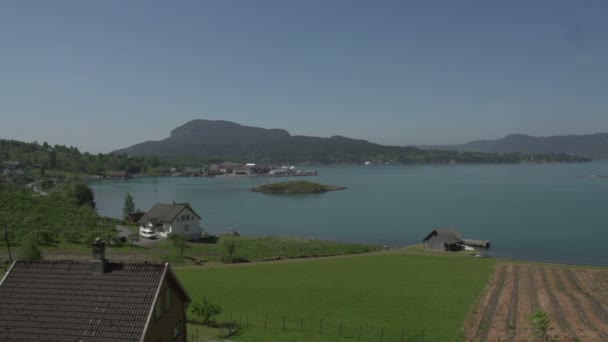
[533, 267, 572, 341]
[527, 265, 539, 309]
[486, 264, 517, 342]
[545, 268, 602, 341]
[512, 265, 536, 342]
[465, 265, 503, 341]
[473, 264, 507, 341]
[506, 265, 519, 342]
[592, 271, 608, 298]
[561, 269, 608, 336]
[573, 270, 608, 311]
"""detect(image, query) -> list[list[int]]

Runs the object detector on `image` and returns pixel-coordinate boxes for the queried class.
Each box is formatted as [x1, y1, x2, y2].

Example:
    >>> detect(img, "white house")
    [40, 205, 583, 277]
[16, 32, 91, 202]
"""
[138, 203, 202, 240]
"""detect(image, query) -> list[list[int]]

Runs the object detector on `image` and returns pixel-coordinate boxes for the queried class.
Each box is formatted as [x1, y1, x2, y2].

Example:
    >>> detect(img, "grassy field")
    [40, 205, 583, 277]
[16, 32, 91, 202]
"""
[142, 235, 383, 264]
[176, 251, 496, 341]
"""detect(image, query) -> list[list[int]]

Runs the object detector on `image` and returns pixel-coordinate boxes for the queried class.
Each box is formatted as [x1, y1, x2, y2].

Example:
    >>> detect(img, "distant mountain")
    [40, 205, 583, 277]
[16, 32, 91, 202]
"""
[112, 120, 590, 164]
[420, 133, 608, 159]
[112, 119, 413, 163]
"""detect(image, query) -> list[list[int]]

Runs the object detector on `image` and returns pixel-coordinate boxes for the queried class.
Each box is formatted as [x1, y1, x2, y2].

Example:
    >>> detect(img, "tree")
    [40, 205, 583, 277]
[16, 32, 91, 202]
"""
[65, 183, 96, 209]
[222, 240, 238, 263]
[128, 232, 140, 245]
[48, 150, 57, 169]
[527, 309, 551, 342]
[122, 193, 135, 220]
[168, 233, 188, 258]
[191, 296, 223, 325]
[18, 235, 43, 261]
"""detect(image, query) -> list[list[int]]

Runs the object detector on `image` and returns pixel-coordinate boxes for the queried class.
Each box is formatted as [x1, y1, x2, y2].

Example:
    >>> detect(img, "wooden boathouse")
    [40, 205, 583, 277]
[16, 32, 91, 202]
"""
[422, 227, 490, 251]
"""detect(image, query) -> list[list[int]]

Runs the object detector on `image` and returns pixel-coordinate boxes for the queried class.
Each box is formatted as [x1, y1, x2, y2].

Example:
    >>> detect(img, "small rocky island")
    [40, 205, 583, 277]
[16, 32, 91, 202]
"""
[251, 180, 346, 194]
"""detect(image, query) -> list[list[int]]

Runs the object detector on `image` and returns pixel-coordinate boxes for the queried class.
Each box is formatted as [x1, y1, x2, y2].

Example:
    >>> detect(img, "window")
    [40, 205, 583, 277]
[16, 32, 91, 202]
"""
[165, 287, 172, 312]
[181, 215, 185, 221]
[172, 321, 182, 339]
[155, 298, 162, 320]
[184, 224, 189, 231]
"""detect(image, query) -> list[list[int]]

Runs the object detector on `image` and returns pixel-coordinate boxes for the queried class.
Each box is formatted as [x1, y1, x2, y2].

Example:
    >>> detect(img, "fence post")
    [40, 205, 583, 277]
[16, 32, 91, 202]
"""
[300, 319, 303, 333]
[319, 318, 323, 334]
[282, 316, 286, 330]
[358, 323, 362, 340]
[197, 327, 199, 342]
[339, 321, 343, 337]
[421, 329, 425, 342]
[264, 314, 268, 329]
[246, 313, 249, 328]
[380, 327, 384, 342]
[400, 328, 404, 342]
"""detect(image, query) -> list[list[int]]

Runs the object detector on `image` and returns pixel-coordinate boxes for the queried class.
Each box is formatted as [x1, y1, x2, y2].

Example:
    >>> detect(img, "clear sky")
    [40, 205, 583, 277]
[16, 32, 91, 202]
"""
[1, 1, 607, 153]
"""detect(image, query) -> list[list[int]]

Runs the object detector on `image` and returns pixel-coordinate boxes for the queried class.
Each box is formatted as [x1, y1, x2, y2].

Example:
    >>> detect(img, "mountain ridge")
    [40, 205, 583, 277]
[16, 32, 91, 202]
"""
[420, 132, 608, 159]
[112, 119, 591, 164]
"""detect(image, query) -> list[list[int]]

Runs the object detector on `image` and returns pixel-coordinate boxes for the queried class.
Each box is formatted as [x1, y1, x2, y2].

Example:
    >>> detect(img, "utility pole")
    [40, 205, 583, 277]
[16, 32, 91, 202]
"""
[3, 223, 12, 263]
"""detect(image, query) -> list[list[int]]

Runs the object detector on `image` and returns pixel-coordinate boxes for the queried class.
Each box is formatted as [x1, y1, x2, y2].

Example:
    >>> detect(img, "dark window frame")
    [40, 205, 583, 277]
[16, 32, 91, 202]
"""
[172, 320, 182, 339]
[155, 298, 162, 320]
[165, 287, 172, 312]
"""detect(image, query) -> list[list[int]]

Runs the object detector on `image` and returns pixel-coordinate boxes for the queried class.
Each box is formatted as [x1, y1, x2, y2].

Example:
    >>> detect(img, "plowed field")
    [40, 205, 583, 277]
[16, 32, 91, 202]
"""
[466, 264, 608, 341]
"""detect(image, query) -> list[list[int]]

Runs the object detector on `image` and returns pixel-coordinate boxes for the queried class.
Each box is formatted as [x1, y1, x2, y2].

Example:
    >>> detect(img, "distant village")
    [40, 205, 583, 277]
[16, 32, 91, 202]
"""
[101, 162, 319, 180]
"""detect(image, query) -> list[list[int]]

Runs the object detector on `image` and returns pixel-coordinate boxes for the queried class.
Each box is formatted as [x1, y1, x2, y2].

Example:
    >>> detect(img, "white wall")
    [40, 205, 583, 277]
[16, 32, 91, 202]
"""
[167, 207, 202, 240]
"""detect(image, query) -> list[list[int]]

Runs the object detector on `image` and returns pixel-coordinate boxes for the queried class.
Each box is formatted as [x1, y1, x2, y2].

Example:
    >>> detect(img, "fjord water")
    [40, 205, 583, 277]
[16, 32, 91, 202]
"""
[90, 162, 608, 266]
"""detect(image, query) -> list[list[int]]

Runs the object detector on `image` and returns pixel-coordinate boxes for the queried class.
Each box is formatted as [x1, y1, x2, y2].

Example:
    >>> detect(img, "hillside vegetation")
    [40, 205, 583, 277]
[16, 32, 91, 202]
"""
[0, 138, 169, 178]
[0, 183, 119, 249]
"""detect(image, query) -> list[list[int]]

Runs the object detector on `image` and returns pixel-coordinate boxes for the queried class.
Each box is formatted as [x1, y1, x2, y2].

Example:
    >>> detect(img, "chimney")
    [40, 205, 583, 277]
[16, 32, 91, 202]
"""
[91, 238, 108, 273]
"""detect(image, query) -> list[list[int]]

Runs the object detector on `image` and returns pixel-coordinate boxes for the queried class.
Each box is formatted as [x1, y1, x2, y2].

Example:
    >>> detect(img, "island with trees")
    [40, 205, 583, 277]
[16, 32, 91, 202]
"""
[251, 180, 346, 194]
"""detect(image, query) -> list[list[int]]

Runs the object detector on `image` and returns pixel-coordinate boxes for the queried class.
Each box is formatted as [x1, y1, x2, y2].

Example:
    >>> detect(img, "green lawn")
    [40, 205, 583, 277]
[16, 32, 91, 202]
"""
[177, 252, 496, 341]
[147, 236, 382, 264]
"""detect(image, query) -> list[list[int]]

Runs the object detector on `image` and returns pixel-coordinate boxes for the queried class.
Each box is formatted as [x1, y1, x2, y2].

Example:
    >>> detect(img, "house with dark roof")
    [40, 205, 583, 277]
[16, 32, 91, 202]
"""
[422, 227, 464, 251]
[138, 203, 202, 240]
[0, 239, 191, 342]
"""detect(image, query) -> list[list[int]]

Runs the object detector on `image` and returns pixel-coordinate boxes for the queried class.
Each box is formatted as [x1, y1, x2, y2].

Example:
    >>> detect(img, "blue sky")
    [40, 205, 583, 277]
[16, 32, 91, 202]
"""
[1, 1, 607, 153]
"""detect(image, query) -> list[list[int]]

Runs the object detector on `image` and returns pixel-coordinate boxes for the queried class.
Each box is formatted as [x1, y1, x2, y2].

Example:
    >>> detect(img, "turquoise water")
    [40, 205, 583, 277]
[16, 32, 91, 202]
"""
[90, 162, 608, 266]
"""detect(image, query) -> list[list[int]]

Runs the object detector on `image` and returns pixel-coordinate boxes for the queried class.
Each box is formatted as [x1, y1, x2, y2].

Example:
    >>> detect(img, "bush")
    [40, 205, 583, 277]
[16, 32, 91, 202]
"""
[527, 309, 551, 341]
[221, 240, 238, 263]
[168, 233, 188, 258]
[191, 296, 223, 325]
[18, 236, 43, 261]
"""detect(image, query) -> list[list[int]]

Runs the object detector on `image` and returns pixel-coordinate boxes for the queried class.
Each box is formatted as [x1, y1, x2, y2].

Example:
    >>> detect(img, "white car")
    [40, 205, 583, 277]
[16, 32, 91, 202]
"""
[139, 228, 158, 239]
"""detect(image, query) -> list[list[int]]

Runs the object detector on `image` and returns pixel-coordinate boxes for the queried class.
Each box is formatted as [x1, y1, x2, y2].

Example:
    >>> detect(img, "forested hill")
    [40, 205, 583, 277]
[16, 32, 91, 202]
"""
[112, 119, 590, 164]
[420, 133, 608, 159]
[0, 138, 165, 176]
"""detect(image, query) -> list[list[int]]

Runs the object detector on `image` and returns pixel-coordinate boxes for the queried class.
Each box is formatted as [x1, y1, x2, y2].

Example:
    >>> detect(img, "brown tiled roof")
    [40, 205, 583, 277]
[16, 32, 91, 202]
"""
[0, 261, 166, 342]
[137, 203, 201, 225]
[127, 212, 145, 223]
